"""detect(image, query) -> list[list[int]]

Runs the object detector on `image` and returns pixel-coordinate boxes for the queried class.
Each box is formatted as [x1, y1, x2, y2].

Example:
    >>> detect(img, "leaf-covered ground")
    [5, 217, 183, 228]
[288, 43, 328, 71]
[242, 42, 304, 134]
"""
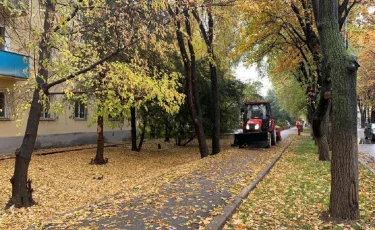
[359, 151, 375, 173]
[225, 135, 375, 229]
[28, 139, 290, 229]
[0, 137, 287, 229]
[0, 140, 202, 229]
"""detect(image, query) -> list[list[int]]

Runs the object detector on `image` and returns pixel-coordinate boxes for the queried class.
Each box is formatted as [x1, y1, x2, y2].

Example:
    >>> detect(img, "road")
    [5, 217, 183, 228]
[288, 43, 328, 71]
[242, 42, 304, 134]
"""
[281, 127, 297, 140]
[358, 128, 375, 158]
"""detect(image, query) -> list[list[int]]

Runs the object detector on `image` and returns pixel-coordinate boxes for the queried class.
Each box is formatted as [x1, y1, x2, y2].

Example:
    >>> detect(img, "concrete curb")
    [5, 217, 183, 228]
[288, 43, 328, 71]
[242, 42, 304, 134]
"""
[206, 140, 293, 230]
[359, 158, 375, 175]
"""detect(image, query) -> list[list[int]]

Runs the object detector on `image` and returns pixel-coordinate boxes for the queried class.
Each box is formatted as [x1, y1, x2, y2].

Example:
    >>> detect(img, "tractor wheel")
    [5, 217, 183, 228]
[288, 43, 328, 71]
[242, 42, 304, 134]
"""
[265, 132, 271, 148]
[271, 129, 277, 146]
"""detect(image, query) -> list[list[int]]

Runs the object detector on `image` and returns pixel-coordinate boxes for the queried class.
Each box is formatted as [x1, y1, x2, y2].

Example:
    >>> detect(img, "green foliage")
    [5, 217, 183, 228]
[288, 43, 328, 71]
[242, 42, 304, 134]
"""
[265, 89, 292, 126]
[242, 80, 264, 102]
[273, 76, 306, 118]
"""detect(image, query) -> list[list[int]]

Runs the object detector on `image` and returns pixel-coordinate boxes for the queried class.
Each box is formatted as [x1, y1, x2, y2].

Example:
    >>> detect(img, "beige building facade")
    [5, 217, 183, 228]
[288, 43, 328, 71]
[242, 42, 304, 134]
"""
[0, 1, 131, 154]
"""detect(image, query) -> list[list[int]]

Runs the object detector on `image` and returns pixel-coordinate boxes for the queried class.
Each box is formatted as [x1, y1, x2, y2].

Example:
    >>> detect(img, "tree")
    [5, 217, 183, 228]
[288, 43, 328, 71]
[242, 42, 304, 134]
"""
[7, 0, 183, 208]
[312, 0, 360, 219]
[235, 0, 331, 160]
[272, 72, 306, 118]
[265, 89, 292, 126]
[167, 2, 209, 158]
[355, 30, 375, 127]
[8, 0, 56, 208]
[192, 4, 221, 155]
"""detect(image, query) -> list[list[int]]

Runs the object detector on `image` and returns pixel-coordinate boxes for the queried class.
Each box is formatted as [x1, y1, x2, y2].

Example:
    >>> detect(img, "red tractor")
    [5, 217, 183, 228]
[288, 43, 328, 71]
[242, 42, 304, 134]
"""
[233, 102, 279, 148]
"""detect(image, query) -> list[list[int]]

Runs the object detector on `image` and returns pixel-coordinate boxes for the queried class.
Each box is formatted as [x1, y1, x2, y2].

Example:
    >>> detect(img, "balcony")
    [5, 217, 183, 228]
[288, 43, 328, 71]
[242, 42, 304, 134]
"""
[0, 0, 28, 17]
[0, 50, 29, 79]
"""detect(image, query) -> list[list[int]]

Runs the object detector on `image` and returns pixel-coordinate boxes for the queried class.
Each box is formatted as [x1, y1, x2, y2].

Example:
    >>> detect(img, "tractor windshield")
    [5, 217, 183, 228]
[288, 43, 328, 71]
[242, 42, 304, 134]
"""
[247, 104, 267, 120]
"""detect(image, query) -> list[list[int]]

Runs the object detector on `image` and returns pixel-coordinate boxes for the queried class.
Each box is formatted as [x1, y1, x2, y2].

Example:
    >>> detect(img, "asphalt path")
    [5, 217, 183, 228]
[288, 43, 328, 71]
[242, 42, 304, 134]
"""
[358, 128, 375, 158]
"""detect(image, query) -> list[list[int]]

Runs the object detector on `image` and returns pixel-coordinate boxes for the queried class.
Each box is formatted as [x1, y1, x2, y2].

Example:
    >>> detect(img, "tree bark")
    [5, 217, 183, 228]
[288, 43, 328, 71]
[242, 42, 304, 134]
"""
[361, 109, 366, 129]
[328, 121, 333, 151]
[318, 101, 330, 161]
[8, 0, 55, 208]
[314, 0, 359, 219]
[192, 8, 220, 155]
[92, 115, 107, 165]
[357, 99, 365, 128]
[131, 106, 137, 151]
[164, 118, 170, 142]
[8, 89, 41, 208]
[317, 136, 330, 161]
[183, 11, 209, 158]
[168, 5, 209, 158]
[209, 62, 220, 155]
[136, 115, 147, 152]
[367, 107, 371, 124]
[182, 135, 195, 146]
[317, 108, 330, 161]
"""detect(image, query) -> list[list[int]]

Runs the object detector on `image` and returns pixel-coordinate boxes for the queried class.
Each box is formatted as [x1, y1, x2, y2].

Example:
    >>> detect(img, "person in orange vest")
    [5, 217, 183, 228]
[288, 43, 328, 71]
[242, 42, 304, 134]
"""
[296, 120, 301, 135]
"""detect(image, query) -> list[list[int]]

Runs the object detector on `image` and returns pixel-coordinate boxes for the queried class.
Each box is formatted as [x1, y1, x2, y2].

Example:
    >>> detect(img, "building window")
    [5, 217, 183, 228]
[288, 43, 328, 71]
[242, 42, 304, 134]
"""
[40, 97, 53, 120]
[0, 26, 5, 50]
[74, 101, 87, 119]
[0, 91, 6, 118]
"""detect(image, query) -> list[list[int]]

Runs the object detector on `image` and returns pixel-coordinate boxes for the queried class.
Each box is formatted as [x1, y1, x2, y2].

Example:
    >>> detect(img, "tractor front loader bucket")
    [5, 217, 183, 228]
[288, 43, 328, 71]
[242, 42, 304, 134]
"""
[234, 132, 269, 147]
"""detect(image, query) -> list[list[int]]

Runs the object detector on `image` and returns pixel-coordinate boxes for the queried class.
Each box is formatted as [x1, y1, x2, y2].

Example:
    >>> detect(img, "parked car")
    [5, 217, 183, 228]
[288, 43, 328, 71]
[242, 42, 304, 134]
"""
[364, 123, 375, 140]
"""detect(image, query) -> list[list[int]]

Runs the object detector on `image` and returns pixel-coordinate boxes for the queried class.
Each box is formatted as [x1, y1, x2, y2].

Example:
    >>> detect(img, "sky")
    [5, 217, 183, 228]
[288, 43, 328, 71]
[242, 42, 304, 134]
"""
[234, 62, 272, 97]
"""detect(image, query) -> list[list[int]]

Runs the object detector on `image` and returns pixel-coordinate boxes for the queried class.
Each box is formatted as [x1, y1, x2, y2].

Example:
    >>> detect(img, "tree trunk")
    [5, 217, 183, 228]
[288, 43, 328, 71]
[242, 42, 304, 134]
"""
[7, 89, 41, 208]
[182, 135, 195, 146]
[8, 0, 55, 208]
[318, 105, 330, 161]
[164, 119, 170, 142]
[192, 8, 220, 155]
[312, 116, 330, 161]
[184, 11, 209, 158]
[317, 136, 330, 161]
[210, 62, 220, 155]
[360, 109, 366, 128]
[131, 106, 137, 151]
[314, 0, 359, 219]
[91, 115, 107, 165]
[358, 99, 365, 128]
[137, 115, 147, 152]
[367, 107, 371, 124]
[328, 121, 333, 151]
[168, 5, 209, 158]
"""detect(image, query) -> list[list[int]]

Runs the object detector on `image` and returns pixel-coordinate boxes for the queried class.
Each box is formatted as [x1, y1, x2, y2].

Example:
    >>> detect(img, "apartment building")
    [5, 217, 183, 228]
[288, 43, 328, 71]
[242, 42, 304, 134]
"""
[0, 1, 131, 154]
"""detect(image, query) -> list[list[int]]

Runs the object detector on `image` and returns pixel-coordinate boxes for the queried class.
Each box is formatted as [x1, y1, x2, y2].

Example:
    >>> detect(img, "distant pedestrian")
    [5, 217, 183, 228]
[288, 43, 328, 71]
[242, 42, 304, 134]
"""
[296, 120, 301, 135]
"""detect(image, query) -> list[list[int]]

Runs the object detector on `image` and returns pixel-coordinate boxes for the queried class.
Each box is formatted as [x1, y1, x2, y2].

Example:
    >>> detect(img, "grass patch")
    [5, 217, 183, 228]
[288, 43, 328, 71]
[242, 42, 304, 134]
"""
[225, 135, 375, 229]
[295, 136, 317, 155]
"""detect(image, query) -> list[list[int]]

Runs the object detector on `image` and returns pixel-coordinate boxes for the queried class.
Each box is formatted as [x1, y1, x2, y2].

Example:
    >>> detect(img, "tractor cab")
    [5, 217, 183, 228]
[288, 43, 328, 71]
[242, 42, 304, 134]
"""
[234, 102, 277, 148]
[242, 102, 271, 133]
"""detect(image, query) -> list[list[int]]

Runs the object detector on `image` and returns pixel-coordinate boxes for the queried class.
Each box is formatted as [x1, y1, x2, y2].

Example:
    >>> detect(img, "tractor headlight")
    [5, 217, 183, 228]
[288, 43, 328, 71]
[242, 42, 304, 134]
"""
[255, 124, 260, 130]
[246, 124, 250, 130]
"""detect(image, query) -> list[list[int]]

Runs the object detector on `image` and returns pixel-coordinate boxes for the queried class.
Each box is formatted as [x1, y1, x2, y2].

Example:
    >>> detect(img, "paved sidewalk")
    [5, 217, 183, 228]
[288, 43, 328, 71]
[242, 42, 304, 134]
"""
[33, 133, 293, 230]
[357, 128, 375, 174]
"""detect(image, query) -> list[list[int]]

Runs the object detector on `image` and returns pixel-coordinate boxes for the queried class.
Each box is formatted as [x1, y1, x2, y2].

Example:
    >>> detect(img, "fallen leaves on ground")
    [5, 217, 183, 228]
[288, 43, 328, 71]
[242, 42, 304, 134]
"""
[28, 139, 288, 229]
[359, 151, 375, 172]
[0, 140, 202, 229]
[224, 136, 375, 229]
[0, 137, 285, 229]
